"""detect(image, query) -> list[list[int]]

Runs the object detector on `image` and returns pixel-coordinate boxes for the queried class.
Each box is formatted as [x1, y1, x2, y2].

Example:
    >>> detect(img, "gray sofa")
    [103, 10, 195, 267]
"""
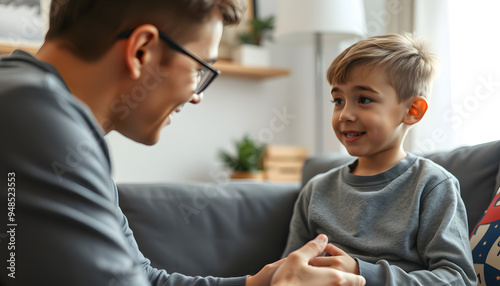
[117, 140, 500, 278]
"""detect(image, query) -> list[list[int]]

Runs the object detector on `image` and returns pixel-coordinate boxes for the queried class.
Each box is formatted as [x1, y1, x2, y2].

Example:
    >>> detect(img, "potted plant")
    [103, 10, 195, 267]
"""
[218, 135, 266, 181]
[233, 15, 274, 67]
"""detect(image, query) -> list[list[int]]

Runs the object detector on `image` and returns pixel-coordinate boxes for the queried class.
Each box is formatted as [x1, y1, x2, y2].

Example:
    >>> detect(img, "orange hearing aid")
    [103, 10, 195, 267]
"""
[410, 98, 428, 118]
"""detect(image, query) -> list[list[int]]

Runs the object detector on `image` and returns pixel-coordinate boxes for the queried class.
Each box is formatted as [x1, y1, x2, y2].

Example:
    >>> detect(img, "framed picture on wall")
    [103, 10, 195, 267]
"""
[219, 0, 256, 61]
[0, 0, 50, 50]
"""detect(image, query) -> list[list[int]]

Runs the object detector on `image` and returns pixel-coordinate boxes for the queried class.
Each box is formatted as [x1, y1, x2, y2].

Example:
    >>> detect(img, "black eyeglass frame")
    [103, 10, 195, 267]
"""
[117, 29, 221, 94]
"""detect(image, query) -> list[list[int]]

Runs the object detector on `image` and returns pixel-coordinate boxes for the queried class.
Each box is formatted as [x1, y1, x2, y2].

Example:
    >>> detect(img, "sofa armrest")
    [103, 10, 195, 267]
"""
[118, 182, 300, 277]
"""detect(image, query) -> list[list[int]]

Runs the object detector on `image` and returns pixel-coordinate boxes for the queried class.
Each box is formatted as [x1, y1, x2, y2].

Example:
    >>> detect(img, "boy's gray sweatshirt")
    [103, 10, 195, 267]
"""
[282, 153, 477, 286]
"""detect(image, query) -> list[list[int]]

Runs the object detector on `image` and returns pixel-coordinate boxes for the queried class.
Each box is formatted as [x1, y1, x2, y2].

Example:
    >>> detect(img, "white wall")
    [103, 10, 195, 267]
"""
[105, 74, 296, 183]
[107, 0, 385, 183]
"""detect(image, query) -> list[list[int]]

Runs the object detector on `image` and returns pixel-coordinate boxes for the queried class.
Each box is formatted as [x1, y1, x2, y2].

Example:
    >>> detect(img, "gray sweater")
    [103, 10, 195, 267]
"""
[283, 154, 477, 285]
[0, 50, 246, 286]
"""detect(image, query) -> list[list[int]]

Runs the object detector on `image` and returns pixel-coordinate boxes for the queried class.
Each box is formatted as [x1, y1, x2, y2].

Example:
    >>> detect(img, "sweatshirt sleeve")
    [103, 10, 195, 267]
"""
[357, 177, 476, 286]
[282, 182, 316, 258]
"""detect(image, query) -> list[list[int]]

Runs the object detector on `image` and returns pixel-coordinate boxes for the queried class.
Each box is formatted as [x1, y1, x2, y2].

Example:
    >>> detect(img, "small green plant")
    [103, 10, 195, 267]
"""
[238, 15, 275, 46]
[218, 135, 266, 173]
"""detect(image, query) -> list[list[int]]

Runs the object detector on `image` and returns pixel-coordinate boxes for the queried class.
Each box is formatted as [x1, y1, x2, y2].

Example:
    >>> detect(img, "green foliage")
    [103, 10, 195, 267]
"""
[238, 16, 275, 46]
[218, 135, 266, 173]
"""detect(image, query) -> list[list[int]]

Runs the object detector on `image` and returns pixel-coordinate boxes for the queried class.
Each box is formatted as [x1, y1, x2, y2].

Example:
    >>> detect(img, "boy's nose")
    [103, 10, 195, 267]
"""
[339, 106, 356, 122]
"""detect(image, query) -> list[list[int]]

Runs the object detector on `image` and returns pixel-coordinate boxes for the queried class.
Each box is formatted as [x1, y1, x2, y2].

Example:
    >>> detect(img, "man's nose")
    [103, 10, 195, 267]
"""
[189, 93, 203, 104]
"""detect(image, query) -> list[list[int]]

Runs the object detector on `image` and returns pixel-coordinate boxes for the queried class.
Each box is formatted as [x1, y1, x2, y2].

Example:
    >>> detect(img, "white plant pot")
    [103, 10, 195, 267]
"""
[232, 44, 270, 67]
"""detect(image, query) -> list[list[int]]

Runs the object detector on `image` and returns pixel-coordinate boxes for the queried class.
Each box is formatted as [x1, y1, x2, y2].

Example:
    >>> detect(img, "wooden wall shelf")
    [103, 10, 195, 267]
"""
[0, 43, 40, 55]
[0, 44, 290, 80]
[213, 60, 290, 79]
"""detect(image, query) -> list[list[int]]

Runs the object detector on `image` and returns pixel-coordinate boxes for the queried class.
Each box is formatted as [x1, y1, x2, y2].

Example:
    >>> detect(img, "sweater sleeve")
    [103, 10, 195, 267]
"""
[358, 177, 476, 286]
[0, 83, 151, 285]
[0, 78, 247, 286]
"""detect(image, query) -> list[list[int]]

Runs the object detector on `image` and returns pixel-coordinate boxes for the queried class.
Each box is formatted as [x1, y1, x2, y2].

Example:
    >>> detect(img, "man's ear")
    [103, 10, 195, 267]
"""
[403, 96, 428, 125]
[124, 24, 161, 80]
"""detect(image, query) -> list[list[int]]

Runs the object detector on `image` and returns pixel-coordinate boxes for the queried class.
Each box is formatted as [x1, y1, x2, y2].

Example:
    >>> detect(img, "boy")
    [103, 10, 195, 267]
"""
[0, 0, 365, 285]
[282, 34, 477, 285]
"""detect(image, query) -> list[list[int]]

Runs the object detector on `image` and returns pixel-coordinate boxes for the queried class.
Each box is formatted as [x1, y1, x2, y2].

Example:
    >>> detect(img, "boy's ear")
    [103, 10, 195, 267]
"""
[124, 24, 161, 80]
[403, 96, 428, 125]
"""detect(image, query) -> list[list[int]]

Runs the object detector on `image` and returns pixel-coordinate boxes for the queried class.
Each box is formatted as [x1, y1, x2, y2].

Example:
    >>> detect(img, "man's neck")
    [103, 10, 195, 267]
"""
[35, 42, 121, 133]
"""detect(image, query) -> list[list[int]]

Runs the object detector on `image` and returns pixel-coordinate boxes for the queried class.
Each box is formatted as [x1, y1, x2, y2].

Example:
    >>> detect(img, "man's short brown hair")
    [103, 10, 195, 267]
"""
[45, 0, 246, 61]
[327, 34, 439, 102]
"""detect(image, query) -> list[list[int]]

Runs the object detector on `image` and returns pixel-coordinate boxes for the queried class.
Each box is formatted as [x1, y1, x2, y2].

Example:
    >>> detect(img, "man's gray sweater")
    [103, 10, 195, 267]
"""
[0, 50, 246, 286]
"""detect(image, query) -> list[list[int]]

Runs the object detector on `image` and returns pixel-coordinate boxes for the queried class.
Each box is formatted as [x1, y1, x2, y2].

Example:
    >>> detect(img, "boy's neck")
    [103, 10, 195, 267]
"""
[352, 147, 407, 176]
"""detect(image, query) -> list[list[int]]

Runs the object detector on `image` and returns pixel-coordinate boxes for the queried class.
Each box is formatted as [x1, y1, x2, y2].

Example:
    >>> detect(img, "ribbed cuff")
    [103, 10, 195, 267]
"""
[356, 258, 386, 286]
[219, 276, 248, 286]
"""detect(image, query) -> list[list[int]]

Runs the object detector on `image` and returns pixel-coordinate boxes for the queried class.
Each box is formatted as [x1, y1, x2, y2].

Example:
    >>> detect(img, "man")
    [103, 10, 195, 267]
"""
[0, 1, 365, 285]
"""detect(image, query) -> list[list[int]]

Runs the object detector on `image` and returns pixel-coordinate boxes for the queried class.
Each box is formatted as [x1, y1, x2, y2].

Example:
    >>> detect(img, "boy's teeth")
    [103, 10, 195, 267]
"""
[345, 132, 363, 138]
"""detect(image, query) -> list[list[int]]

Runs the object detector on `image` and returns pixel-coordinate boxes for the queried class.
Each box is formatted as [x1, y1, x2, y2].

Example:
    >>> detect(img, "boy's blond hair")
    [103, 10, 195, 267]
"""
[327, 34, 439, 102]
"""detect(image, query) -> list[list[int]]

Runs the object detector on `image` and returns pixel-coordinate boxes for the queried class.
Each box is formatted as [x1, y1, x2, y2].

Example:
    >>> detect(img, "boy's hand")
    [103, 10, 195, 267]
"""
[270, 234, 365, 286]
[309, 243, 360, 275]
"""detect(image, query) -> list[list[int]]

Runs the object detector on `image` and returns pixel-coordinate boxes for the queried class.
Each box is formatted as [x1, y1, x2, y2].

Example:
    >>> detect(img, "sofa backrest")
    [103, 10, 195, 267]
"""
[301, 140, 500, 234]
[118, 182, 300, 278]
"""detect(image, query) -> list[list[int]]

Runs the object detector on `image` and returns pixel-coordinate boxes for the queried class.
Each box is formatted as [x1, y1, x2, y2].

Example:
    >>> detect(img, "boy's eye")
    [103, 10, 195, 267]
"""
[359, 97, 373, 104]
[331, 98, 344, 105]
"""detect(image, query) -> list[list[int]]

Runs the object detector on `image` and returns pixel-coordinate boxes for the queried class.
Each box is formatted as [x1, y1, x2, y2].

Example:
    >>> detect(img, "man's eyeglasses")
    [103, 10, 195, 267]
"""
[117, 29, 221, 94]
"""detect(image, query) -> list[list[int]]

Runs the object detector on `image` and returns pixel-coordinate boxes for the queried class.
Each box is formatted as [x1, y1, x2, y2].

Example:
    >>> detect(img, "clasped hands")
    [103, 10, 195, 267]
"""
[247, 234, 365, 286]
[309, 242, 360, 275]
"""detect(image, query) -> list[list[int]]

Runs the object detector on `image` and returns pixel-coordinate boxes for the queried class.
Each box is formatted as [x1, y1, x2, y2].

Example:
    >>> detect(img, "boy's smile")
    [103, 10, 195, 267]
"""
[342, 131, 366, 143]
[331, 66, 410, 173]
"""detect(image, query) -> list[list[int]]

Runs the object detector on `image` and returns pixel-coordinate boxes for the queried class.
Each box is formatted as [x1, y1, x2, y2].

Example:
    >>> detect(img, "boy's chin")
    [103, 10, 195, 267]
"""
[342, 147, 367, 158]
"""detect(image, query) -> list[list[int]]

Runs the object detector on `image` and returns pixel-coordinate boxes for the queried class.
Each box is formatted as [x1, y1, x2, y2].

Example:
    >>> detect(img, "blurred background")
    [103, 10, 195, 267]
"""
[1, 0, 499, 183]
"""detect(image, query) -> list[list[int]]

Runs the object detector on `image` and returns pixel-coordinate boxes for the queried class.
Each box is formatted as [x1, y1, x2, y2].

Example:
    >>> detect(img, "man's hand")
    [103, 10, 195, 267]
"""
[309, 243, 360, 274]
[246, 258, 286, 286]
[270, 234, 366, 286]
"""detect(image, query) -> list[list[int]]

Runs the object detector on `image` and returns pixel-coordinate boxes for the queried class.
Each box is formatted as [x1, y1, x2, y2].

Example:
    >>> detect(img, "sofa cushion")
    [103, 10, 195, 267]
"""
[117, 182, 300, 277]
[302, 140, 500, 234]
